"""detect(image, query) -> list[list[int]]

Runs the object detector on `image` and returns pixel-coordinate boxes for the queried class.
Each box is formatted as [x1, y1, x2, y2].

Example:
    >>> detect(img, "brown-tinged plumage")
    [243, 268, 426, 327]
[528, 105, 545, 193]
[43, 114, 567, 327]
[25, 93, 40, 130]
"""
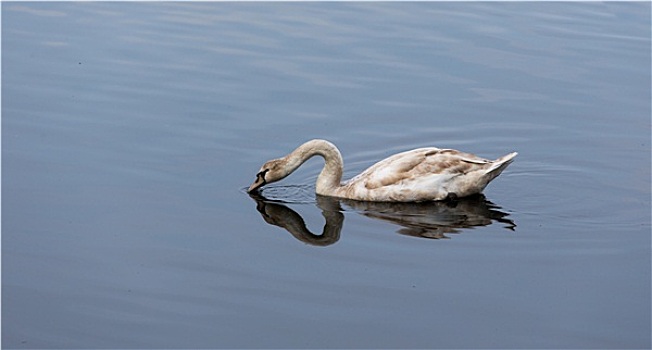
[248, 139, 516, 202]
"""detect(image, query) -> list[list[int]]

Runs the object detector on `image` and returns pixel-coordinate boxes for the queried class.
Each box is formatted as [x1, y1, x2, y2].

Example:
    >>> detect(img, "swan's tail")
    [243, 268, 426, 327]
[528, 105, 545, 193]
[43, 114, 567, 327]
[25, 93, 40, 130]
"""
[484, 152, 517, 180]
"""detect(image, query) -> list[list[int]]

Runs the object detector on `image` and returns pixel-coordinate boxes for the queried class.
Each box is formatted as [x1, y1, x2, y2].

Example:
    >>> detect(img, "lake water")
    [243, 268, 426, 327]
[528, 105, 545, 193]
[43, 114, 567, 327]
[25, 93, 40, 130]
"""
[2, 2, 650, 349]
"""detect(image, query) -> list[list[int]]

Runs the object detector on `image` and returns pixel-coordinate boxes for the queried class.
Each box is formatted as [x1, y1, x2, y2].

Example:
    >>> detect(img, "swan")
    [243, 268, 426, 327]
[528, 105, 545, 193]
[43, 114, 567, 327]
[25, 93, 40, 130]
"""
[248, 139, 517, 202]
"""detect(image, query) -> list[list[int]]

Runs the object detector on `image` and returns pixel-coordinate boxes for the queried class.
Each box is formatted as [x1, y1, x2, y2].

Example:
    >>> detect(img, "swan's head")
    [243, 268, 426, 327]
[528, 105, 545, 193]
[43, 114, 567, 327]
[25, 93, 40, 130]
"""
[248, 159, 289, 193]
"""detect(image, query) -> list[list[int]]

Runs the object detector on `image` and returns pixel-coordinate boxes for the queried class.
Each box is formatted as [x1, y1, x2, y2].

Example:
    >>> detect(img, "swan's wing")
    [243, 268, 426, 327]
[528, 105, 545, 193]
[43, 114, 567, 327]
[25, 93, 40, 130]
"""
[344, 148, 506, 201]
[351, 148, 436, 189]
[355, 148, 491, 189]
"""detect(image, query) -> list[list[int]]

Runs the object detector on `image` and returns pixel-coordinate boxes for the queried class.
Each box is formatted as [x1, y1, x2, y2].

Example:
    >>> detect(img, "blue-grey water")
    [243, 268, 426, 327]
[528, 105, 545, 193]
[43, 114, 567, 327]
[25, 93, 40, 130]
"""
[2, 2, 650, 349]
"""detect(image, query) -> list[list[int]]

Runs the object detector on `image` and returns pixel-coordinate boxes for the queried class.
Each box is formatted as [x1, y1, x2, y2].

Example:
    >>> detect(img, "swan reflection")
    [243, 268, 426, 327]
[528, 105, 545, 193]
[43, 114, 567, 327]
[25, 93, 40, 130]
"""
[252, 193, 343, 246]
[250, 192, 515, 245]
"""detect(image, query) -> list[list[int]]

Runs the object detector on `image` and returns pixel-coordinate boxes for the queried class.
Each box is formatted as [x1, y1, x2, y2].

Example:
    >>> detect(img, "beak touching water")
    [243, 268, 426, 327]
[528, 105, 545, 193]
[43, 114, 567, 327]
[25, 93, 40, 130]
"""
[248, 171, 267, 193]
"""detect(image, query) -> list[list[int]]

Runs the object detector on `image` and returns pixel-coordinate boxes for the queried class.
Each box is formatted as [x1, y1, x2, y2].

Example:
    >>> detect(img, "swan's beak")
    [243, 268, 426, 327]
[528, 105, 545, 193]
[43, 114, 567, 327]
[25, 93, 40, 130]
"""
[248, 176, 265, 193]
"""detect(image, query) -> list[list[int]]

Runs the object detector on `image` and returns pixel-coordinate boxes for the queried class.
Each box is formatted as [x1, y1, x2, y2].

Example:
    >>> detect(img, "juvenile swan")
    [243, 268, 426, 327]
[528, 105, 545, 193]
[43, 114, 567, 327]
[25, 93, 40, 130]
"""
[248, 139, 517, 202]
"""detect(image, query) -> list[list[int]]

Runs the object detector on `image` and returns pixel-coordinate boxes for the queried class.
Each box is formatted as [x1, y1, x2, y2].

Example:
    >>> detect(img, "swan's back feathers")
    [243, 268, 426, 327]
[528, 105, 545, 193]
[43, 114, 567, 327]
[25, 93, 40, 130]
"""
[342, 148, 517, 201]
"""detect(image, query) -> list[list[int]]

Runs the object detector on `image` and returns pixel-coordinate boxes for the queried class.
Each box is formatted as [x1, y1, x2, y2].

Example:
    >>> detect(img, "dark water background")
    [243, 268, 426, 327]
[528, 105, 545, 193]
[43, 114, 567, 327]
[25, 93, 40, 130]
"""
[2, 2, 650, 349]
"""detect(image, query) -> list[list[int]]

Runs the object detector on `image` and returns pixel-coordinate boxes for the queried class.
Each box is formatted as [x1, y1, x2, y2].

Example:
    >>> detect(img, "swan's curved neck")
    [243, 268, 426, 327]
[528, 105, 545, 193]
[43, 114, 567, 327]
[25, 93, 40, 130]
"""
[283, 139, 344, 195]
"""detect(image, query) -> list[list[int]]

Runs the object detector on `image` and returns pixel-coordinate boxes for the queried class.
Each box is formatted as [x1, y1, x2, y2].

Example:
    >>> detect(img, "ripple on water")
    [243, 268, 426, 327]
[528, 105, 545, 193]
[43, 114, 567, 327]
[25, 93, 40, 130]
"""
[247, 184, 317, 204]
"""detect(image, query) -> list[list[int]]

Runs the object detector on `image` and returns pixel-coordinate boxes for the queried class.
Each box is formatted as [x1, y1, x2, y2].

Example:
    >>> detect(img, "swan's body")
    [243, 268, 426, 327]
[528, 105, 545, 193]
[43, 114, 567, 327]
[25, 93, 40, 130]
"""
[248, 139, 516, 202]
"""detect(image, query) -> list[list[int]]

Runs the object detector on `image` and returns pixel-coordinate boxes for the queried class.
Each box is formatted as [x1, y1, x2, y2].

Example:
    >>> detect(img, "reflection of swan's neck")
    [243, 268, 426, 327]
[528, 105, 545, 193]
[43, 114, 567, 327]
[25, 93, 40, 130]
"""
[253, 197, 343, 247]
[284, 139, 344, 196]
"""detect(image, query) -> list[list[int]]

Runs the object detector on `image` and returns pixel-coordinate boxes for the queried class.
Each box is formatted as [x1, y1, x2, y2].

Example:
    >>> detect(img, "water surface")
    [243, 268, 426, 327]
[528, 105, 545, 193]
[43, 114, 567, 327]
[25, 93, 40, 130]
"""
[2, 2, 650, 348]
